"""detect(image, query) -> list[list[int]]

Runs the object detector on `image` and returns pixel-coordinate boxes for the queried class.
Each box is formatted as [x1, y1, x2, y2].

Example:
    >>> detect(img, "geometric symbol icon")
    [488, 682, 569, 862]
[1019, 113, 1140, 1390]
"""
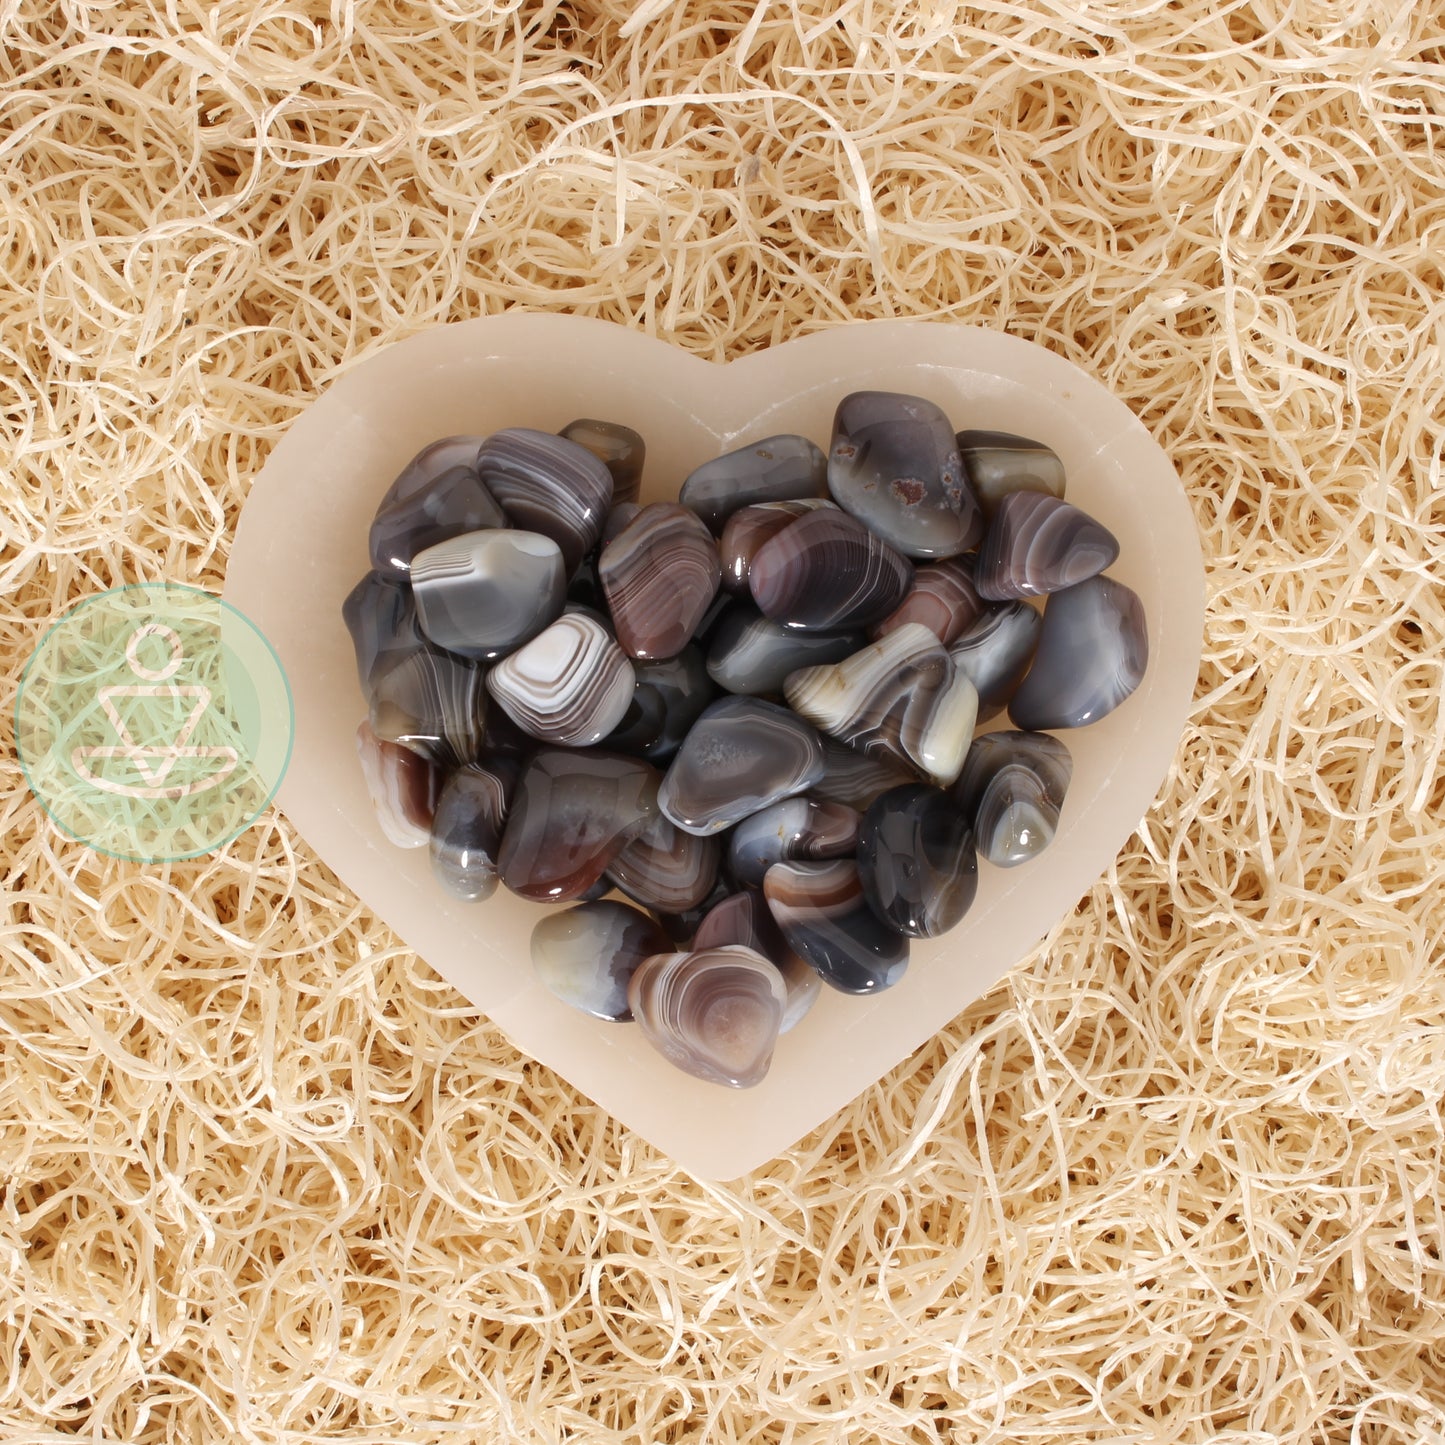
[15, 583, 293, 862]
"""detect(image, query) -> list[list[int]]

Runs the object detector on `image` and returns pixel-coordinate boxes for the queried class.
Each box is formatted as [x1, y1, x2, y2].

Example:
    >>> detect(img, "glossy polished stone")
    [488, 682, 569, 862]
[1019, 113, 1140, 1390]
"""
[763, 859, 909, 994]
[497, 748, 659, 901]
[486, 612, 636, 747]
[679, 434, 829, 534]
[856, 783, 977, 937]
[368, 646, 487, 767]
[749, 507, 913, 632]
[948, 601, 1043, 719]
[954, 730, 1073, 867]
[718, 499, 835, 595]
[600, 501, 642, 547]
[342, 570, 425, 695]
[705, 605, 865, 698]
[785, 623, 978, 787]
[531, 899, 669, 1021]
[828, 391, 983, 558]
[601, 645, 716, 765]
[956, 430, 1066, 516]
[658, 697, 827, 836]
[411, 528, 566, 660]
[974, 492, 1119, 601]
[605, 810, 721, 913]
[629, 946, 787, 1089]
[1008, 576, 1149, 730]
[870, 558, 984, 646]
[559, 417, 646, 505]
[368, 435, 506, 577]
[655, 878, 734, 948]
[429, 761, 517, 901]
[354, 720, 442, 848]
[810, 737, 916, 810]
[599, 502, 722, 660]
[476, 427, 613, 572]
[692, 891, 819, 1033]
[727, 796, 861, 888]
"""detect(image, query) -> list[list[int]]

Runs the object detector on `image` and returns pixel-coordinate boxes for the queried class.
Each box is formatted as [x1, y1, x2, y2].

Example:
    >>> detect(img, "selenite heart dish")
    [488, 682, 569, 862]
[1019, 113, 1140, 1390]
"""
[225, 314, 1204, 1180]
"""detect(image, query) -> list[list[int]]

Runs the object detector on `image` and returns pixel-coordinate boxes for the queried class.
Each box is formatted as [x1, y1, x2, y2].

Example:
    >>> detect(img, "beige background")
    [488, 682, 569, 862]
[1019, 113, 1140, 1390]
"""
[2, 2, 1442, 1441]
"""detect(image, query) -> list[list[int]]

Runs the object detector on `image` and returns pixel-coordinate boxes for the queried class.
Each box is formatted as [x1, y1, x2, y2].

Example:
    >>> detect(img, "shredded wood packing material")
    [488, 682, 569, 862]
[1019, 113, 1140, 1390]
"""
[1, 2, 1443, 1441]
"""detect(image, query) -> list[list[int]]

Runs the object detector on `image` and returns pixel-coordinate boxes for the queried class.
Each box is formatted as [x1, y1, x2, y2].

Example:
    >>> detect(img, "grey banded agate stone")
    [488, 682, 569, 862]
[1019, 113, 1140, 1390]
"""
[658, 696, 827, 836]
[599, 503, 721, 660]
[705, 605, 865, 698]
[342, 570, 425, 695]
[784, 623, 978, 788]
[368, 645, 486, 767]
[749, 507, 913, 632]
[679, 434, 829, 534]
[429, 761, 517, 902]
[692, 891, 819, 1034]
[974, 492, 1119, 601]
[954, 730, 1072, 868]
[355, 720, 442, 848]
[764, 859, 909, 995]
[628, 946, 787, 1089]
[810, 737, 915, 811]
[727, 795, 861, 889]
[1008, 575, 1148, 730]
[497, 748, 659, 901]
[602, 645, 716, 765]
[828, 391, 983, 558]
[368, 435, 506, 577]
[948, 601, 1042, 719]
[718, 499, 836, 595]
[412, 528, 566, 661]
[956, 430, 1066, 517]
[477, 428, 613, 573]
[870, 558, 984, 646]
[856, 783, 977, 938]
[559, 418, 646, 506]
[486, 612, 635, 747]
[531, 900, 669, 1021]
[605, 810, 721, 913]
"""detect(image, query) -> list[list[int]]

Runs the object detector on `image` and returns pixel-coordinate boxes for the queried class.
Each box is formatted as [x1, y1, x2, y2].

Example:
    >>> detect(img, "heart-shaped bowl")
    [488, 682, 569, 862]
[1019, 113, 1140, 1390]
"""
[226, 314, 1204, 1180]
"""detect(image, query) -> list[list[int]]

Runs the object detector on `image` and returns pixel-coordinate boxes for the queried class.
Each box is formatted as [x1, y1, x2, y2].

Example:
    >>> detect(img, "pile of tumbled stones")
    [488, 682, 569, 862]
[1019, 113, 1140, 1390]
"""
[345, 394, 1148, 1088]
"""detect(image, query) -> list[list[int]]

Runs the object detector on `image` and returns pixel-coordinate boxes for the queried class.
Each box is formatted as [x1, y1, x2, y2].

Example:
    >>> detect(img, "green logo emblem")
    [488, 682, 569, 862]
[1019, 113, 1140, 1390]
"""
[16, 583, 293, 862]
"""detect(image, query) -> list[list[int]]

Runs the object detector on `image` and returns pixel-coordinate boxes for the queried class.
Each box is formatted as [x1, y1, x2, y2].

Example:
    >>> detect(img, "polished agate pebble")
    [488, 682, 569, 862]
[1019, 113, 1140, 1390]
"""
[956, 430, 1066, 516]
[532, 899, 670, 1020]
[974, 492, 1119, 601]
[486, 611, 635, 747]
[351, 388, 1148, 1086]
[411, 528, 566, 660]
[727, 795, 860, 888]
[763, 859, 909, 994]
[954, 730, 1072, 867]
[477, 427, 613, 573]
[497, 748, 659, 902]
[430, 761, 516, 901]
[560, 418, 645, 506]
[692, 891, 819, 1033]
[1008, 575, 1148, 730]
[658, 696, 827, 836]
[680, 434, 829, 534]
[856, 783, 977, 937]
[599, 502, 721, 660]
[628, 946, 787, 1088]
[368, 435, 506, 577]
[749, 506, 913, 631]
[829, 391, 983, 558]
[784, 623, 978, 787]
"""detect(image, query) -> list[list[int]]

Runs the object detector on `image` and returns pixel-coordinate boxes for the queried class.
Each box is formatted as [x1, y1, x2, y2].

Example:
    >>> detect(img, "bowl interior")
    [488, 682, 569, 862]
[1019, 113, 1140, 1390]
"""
[225, 315, 1204, 1180]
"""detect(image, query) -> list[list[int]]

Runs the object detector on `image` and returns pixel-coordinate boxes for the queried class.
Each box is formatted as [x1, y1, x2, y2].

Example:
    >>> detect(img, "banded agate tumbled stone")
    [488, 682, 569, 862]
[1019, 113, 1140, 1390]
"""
[691, 891, 820, 1033]
[532, 899, 669, 1021]
[856, 783, 977, 938]
[368, 645, 486, 767]
[954, 730, 1073, 868]
[354, 720, 441, 848]
[342, 570, 425, 693]
[705, 605, 865, 698]
[829, 391, 983, 559]
[680, 434, 829, 534]
[429, 761, 516, 902]
[956, 430, 1066, 516]
[559, 418, 646, 506]
[718, 498, 835, 595]
[974, 492, 1119, 601]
